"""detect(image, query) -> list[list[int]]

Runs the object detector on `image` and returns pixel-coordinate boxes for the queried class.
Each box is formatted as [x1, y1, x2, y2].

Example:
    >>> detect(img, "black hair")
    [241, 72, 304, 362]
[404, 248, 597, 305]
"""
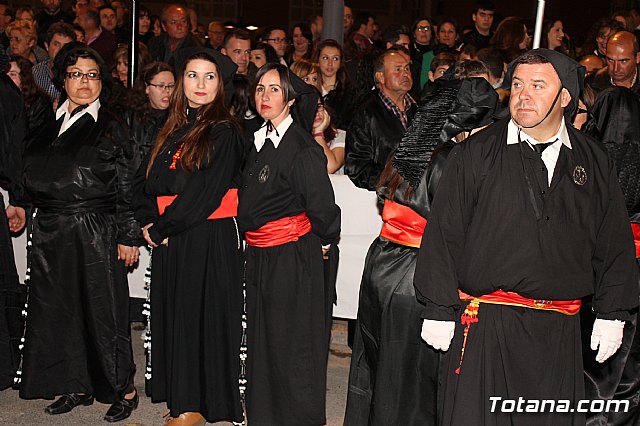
[253, 62, 297, 102]
[45, 22, 77, 45]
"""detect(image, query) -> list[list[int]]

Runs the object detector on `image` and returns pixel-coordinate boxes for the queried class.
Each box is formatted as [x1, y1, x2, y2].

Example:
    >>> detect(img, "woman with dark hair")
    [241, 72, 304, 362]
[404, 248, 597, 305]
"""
[311, 91, 345, 173]
[6, 55, 55, 144]
[238, 63, 340, 425]
[286, 22, 313, 63]
[436, 18, 461, 51]
[490, 16, 531, 63]
[541, 18, 573, 57]
[133, 47, 244, 426]
[249, 41, 279, 69]
[314, 38, 353, 129]
[19, 46, 140, 423]
[138, 5, 154, 45]
[582, 18, 624, 59]
[120, 61, 175, 161]
[410, 17, 435, 92]
[112, 42, 151, 88]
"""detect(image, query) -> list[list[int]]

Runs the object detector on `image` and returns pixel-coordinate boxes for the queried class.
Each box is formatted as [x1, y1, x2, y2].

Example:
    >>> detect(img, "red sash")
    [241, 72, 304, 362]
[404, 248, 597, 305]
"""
[156, 188, 238, 219]
[631, 223, 640, 258]
[379, 200, 427, 248]
[244, 213, 311, 248]
[458, 289, 581, 315]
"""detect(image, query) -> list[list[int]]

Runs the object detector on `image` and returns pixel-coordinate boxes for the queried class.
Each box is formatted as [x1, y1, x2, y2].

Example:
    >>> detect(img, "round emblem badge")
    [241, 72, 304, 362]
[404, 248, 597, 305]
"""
[258, 165, 270, 183]
[573, 165, 587, 186]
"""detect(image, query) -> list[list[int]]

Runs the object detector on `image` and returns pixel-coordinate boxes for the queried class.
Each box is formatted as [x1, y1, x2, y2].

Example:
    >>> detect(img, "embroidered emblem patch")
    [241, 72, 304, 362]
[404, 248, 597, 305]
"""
[573, 165, 587, 186]
[258, 165, 270, 183]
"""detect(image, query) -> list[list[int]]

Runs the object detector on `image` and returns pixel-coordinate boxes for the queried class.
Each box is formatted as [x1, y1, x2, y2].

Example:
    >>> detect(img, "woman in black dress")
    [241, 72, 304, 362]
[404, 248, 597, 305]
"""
[238, 63, 341, 425]
[133, 47, 244, 426]
[19, 46, 140, 423]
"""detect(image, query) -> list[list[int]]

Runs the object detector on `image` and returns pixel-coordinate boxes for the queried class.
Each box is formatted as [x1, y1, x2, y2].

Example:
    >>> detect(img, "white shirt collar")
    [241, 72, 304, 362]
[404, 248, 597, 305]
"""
[253, 114, 293, 152]
[506, 117, 571, 149]
[56, 98, 100, 136]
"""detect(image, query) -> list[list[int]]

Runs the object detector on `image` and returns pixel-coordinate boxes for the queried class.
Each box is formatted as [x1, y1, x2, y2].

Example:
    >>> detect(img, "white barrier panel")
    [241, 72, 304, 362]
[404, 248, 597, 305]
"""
[7, 177, 383, 319]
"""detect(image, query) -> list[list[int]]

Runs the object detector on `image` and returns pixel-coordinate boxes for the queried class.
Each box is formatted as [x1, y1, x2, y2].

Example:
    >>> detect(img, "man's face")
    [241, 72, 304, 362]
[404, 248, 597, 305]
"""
[362, 17, 375, 38]
[344, 6, 353, 33]
[111, 0, 125, 24]
[394, 34, 411, 50]
[311, 16, 323, 38]
[0, 5, 8, 32]
[473, 9, 494, 33]
[509, 63, 570, 131]
[46, 33, 73, 60]
[266, 29, 287, 58]
[162, 6, 188, 41]
[606, 40, 640, 87]
[207, 22, 224, 48]
[100, 8, 117, 31]
[377, 51, 412, 96]
[76, 11, 93, 31]
[42, 0, 62, 14]
[222, 37, 250, 74]
[429, 64, 450, 81]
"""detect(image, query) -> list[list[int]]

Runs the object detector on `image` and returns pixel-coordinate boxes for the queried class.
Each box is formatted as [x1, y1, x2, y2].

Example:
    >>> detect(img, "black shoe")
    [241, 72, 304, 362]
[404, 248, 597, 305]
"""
[45, 393, 94, 415]
[104, 389, 138, 423]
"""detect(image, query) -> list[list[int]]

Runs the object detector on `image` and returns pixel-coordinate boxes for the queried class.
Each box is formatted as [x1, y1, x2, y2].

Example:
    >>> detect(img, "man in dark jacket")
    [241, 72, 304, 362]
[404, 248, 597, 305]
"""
[345, 46, 416, 191]
[586, 31, 640, 95]
[147, 3, 200, 69]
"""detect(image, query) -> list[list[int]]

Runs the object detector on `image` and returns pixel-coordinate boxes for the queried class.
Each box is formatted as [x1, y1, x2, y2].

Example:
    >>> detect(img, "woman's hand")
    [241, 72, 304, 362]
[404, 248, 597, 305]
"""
[118, 244, 140, 267]
[5, 205, 25, 233]
[312, 108, 331, 134]
[142, 223, 168, 248]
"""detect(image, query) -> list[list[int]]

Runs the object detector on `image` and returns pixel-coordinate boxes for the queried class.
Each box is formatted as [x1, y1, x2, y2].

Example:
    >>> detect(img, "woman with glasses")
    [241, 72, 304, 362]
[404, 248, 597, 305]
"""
[410, 17, 435, 92]
[133, 47, 244, 426]
[19, 46, 140, 423]
[120, 61, 175, 163]
[6, 20, 48, 65]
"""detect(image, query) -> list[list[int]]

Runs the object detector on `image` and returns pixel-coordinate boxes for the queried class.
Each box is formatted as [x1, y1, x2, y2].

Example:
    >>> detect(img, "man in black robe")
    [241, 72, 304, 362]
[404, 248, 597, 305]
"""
[414, 49, 639, 425]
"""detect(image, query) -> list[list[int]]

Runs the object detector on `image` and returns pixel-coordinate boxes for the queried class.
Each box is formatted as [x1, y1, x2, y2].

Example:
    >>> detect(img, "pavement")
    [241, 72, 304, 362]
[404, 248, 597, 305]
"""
[0, 321, 351, 425]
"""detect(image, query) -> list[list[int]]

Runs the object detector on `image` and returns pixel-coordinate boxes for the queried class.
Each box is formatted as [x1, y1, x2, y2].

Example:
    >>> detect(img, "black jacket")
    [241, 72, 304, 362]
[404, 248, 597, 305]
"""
[122, 108, 168, 163]
[585, 65, 640, 96]
[345, 90, 417, 191]
[147, 33, 201, 69]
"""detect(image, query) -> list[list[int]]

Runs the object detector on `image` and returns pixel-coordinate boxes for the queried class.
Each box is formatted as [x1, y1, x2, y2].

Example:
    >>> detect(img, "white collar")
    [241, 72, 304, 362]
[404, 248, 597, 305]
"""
[56, 98, 100, 136]
[253, 115, 293, 152]
[506, 117, 571, 149]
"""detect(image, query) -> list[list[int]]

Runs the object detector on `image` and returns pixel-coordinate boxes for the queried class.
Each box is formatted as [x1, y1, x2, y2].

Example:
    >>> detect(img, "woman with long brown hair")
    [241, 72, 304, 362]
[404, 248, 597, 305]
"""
[133, 47, 244, 426]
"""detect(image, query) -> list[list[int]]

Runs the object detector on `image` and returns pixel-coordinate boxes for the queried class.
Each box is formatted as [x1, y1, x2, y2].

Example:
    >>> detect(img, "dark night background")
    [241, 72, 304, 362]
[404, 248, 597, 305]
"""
[15, 0, 636, 45]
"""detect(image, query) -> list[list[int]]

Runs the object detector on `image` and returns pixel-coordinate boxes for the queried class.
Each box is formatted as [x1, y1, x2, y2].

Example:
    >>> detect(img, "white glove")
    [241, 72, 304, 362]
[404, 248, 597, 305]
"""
[591, 318, 625, 363]
[421, 319, 455, 351]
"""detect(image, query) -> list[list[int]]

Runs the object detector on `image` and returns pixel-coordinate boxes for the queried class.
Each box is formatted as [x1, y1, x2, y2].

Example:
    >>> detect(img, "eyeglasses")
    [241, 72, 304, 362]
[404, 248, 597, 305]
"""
[266, 37, 288, 44]
[148, 83, 175, 91]
[66, 71, 101, 80]
[416, 26, 431, 32]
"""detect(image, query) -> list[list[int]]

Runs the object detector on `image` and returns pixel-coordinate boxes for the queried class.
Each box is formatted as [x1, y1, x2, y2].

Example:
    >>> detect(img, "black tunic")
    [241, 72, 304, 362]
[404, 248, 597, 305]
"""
[237, 120, 340, 426]
[20, 106, 140, 403]
[414, 118, 639, 425]
[344, 144, 451, 425]
[133, 115, 244, 423]
[0, 75, 27, 391]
